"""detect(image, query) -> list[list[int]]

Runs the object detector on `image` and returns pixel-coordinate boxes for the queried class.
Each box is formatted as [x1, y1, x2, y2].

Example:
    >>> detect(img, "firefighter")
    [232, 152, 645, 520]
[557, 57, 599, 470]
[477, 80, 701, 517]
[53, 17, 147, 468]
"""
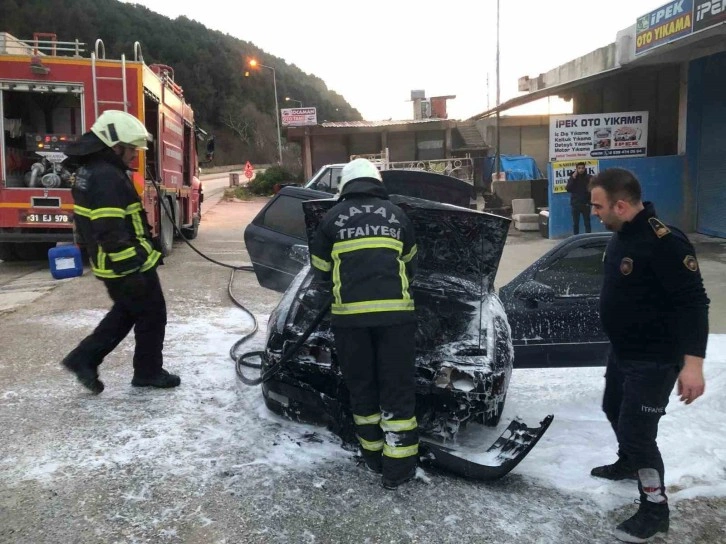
[310, 158, 419, 489]
[61, 110, 180, 393]
[589, 168, 709, 542]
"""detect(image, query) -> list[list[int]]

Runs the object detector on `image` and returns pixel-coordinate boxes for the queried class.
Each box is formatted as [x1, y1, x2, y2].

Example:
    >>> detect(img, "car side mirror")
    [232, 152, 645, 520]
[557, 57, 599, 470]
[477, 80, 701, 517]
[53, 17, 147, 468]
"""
[289, 244, 310, 265]
[513, 280, 555, 304]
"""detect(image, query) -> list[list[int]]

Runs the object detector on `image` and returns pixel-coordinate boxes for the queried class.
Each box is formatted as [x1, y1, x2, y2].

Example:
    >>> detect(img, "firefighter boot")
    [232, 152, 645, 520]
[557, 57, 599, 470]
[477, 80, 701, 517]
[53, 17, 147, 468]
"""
[613, 501, 669, 543]
[591, 458, 637, 481]
[61, 356, 104, 395]
[131, 368, 181, 388]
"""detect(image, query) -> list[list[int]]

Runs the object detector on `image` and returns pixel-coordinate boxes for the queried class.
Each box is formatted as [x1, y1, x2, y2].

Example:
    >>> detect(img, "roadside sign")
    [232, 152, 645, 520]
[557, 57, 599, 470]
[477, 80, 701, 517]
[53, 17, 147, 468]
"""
[281, 107, 317, 127]
[244, 161, 254, 180]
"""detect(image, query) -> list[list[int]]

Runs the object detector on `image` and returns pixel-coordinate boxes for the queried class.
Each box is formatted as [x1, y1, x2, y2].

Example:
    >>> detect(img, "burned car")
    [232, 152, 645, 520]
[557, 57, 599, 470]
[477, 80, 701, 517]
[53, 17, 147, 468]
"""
[240, 177, 552, 479]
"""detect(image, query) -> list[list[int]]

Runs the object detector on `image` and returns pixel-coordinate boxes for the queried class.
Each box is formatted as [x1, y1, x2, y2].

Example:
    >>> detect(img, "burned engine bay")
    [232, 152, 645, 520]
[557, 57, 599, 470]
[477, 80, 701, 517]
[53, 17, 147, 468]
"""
[260, 195, 514, 442]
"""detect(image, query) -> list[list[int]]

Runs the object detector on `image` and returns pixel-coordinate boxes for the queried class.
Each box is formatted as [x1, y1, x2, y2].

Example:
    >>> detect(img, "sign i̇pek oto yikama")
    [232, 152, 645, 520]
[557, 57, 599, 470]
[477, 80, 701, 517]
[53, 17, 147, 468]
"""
[552, 160, 600, 194]
[636, 0, 694, 54]
[549, 112, 649, 161]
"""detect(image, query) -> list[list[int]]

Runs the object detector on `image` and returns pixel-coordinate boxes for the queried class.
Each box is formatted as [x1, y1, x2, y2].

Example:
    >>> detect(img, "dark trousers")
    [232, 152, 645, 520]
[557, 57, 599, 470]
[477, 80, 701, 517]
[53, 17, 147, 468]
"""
[333, 322, 418, 482]
[601, 351, 681, 504]
[571, 203, 591, 234]
[64, 269, 167, 377]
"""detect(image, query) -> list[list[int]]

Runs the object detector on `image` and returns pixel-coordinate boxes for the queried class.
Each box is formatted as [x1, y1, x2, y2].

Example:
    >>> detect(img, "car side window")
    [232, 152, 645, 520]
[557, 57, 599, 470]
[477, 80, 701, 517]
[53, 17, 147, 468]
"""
[260, 195, 307, 239]
[329, 167, 343, 192]
[534, 244, 605, 296]
[314, 169, 332, 191]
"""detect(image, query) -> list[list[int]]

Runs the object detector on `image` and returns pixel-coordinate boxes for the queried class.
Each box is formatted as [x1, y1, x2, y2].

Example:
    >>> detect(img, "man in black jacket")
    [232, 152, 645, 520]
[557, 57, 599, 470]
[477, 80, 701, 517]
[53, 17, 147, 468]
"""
[589, 168, 709, 543]
[310, 158, 419, 489]
[566, 162, 592, 234]
[61, 110, 180, 394]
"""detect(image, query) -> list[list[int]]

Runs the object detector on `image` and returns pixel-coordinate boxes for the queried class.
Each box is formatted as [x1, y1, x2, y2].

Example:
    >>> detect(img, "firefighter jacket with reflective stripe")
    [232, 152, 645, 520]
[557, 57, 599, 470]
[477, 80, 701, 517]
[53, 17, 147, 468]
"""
[71, 153, 161, 279]
[310, 179, 417, 328]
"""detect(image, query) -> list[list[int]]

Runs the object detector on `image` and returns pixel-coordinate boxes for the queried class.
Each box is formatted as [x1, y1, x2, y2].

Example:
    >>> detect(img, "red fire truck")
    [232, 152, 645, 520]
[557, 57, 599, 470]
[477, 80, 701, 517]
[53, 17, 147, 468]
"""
[0, 32, 207, 260]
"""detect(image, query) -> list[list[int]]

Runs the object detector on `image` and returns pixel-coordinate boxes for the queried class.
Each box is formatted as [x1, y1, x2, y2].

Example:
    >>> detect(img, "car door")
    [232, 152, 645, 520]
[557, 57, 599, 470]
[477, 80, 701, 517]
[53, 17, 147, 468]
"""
[244, 187, 330, 292]
[499, 234, 611, 368]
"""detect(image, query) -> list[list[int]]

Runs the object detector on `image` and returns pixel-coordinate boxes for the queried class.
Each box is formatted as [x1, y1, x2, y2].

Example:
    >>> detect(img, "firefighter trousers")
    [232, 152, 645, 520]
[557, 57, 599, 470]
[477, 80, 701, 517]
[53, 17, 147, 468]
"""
[64, 269, 167, 377]
[601, 350, 681, 504]
[333, 322, 418, 483]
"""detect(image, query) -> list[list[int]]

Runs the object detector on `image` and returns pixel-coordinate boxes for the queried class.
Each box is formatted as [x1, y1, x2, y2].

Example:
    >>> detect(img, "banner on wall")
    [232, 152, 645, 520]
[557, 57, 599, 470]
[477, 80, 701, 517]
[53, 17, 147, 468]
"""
[552, 160, 600, 194]
[549, 112, 649, 161]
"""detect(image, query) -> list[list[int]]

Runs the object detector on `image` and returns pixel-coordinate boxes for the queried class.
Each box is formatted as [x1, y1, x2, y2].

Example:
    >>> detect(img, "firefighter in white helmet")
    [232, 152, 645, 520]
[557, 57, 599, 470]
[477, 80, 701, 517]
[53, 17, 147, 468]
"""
[310, 158, 419, 489]
[61, 110, 180, 393]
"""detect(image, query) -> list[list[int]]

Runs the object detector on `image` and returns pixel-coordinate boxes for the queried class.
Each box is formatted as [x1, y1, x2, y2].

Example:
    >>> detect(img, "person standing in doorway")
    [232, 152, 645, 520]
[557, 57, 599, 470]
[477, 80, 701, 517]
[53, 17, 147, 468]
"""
[589, 168, 709, 543]
[310, 158, 419, 489]
[567, 162, 593, 234]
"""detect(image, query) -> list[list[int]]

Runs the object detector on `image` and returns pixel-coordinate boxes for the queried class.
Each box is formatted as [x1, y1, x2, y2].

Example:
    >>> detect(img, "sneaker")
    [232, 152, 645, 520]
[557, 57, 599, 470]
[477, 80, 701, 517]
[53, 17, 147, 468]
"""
[613, 502, 669, 543]
[61, 357, 104, 395]
[382, 468, 416, 490]
[591, 459, 637, 481]
[131, 368, 181, 388]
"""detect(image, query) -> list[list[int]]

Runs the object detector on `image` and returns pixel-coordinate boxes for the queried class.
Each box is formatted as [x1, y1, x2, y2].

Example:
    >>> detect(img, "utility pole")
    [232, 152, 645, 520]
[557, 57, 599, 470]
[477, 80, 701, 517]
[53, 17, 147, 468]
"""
[495, 0, 501, 178]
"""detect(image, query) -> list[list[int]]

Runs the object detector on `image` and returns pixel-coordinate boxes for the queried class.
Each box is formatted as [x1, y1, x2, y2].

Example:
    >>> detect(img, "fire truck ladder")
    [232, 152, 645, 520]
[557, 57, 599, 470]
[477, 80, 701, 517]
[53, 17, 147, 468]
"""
[90, 39, 128, 118]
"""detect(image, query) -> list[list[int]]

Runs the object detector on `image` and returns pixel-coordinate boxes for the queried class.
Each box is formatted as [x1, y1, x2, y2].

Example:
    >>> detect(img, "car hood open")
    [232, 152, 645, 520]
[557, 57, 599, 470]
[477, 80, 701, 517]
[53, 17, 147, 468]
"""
[381, 169, 472, 209]
[302, 194, 510, 292]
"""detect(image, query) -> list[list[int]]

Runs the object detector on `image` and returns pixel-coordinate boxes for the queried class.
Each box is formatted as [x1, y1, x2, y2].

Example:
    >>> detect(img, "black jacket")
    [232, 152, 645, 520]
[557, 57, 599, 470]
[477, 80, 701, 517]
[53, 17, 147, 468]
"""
[309, 179, 417, 328]
[600, 202, 709, 362]
[566, 173, 592, 206]
[70, 141, 161, 280]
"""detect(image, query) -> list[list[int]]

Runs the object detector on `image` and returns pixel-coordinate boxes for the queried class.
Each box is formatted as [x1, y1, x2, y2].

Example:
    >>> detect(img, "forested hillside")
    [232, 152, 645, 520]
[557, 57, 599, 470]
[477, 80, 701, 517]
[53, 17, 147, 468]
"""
[1, 0, 362, 168]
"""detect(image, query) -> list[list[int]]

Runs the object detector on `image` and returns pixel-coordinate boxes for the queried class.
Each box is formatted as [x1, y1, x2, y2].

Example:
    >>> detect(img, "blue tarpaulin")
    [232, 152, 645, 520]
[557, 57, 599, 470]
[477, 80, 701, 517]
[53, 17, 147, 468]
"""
[485, 155, 543, 181]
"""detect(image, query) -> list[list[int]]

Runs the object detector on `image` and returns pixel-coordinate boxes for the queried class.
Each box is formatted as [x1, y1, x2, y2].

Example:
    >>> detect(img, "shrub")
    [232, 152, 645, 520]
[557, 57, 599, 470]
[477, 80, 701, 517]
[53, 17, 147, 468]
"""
[247, 165, 296, 195]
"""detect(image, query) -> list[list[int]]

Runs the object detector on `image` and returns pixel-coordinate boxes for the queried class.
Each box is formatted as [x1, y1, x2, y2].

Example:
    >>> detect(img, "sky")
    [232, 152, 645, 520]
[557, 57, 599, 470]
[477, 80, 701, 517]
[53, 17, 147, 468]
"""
[122, 0, 674, 121]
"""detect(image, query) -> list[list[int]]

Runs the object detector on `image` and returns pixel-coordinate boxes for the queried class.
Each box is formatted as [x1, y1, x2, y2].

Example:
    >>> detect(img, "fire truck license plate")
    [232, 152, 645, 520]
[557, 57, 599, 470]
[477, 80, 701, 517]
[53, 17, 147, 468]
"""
[22, 212, 71, 224]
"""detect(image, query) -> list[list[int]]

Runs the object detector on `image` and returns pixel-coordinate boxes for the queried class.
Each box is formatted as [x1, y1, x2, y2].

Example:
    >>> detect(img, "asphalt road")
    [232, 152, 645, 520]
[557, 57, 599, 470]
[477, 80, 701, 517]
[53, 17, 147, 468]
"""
[0, 178, 724, 543]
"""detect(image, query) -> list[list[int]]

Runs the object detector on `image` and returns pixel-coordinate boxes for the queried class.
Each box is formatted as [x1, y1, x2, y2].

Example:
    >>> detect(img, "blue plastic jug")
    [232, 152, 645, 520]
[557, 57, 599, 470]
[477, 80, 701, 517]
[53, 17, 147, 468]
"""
[48, 245, 83, 280]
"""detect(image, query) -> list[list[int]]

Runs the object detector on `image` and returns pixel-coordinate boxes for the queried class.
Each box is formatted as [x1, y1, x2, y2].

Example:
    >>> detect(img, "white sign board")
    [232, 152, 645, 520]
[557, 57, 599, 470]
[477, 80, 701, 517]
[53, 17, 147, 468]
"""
[281, 107, 317, 127]
[549, 111, 649, 161]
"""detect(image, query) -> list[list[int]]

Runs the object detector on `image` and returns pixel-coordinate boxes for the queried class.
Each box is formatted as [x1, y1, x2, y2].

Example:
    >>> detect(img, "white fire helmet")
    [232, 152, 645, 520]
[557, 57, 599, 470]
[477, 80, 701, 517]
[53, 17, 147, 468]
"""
[91, 110, 152, 150]
[338, 158, 382, 193]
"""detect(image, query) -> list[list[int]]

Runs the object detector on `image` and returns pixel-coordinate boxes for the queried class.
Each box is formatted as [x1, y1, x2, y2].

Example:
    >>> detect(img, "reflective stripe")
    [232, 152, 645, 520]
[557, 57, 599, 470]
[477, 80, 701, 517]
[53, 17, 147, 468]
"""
[381, 416, 418, 432]
[311, 254, 332, 272]
[401, 244, 417, 263]
[353, 413, 381, 425]
[73, 205, 92, 218]
[140, 251, 161, 272]
[91, 207, 126, 220]
[108, 247, 137, 262]
[383, 443, 419, 459]
[126, 202, 143, 213]
[332, 237, 403, 255]
[332, 299, 414, 315]
[398, 258, 410, 301]
[332, 252, 343, 307]
[130, 208, 145, 237]
[357, 435, 384, 452]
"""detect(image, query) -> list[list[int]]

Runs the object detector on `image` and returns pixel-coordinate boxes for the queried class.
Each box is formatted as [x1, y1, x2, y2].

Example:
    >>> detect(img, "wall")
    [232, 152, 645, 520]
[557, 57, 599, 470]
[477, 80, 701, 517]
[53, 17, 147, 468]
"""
[547, 155, 689, 238]
[476, 117, 549, 174]
[569, 65, 680, 157]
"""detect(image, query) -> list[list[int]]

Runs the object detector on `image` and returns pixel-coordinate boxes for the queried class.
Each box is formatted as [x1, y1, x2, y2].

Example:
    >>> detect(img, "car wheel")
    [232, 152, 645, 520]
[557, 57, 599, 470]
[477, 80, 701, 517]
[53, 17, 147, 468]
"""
[159, 198, 174, 256]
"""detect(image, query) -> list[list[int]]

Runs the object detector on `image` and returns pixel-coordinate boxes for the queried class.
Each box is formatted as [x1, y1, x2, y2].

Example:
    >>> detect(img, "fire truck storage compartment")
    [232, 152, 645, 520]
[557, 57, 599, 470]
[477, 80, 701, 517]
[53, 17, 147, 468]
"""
[2, 86, 82, 188]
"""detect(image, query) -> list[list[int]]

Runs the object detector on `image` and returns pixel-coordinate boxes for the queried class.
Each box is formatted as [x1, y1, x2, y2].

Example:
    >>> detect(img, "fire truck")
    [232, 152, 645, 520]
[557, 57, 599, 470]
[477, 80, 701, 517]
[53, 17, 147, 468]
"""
[0, 32, 208, 261]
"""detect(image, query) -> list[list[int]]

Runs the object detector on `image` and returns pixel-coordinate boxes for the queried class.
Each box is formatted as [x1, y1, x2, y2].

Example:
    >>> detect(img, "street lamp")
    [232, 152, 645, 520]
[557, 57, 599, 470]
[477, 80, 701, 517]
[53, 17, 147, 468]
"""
[285, 97, 302, 107]
[248, 58, 282, 165]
